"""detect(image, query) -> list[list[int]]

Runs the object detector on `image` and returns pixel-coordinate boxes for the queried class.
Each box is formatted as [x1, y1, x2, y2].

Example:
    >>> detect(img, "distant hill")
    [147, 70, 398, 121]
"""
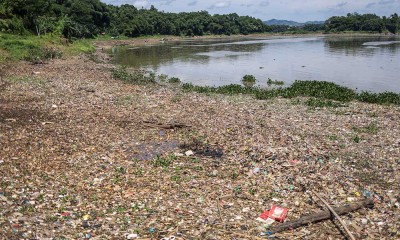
[264, 19, 325, 26]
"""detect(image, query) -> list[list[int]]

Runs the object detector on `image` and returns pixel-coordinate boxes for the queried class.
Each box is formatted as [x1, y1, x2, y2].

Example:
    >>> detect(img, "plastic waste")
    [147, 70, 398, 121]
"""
[259, 205, 288, 223]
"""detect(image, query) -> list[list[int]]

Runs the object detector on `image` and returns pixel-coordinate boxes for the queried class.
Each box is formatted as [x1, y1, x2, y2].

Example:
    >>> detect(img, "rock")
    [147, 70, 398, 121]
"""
[127, 233, 138, 239]
[185, 150, 194, 156]
[361, 218, 368, 225]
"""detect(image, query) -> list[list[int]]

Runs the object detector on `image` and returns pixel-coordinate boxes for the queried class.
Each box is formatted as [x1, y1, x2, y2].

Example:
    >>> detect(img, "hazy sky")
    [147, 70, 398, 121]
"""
[101, 0, 400, 22]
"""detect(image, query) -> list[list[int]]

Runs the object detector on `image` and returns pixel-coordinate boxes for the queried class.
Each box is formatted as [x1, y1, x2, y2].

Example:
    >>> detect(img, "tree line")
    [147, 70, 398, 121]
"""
[0, 0, 399, 39]
[0, 0, 265, 38]
[268, 13, 399, 34]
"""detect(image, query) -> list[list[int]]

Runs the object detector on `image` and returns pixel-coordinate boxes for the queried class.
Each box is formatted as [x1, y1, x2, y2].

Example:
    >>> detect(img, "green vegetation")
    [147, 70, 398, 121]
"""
[353, 135, 361, 143]
[357, 91, 400, 105]
[181, 80, 400, 106]
[1, 1, 398, 64]
[0, 0, 266, 39]
[326, 13, 399, 34]
[242, 75, 256, 83]
[5, 76, 44, 84]
[152, 155, 176, 168]
[168, 77, 181, 84]
[0, 33, 95, 63]
[268, 13, 399, 34]
[353, 122, 379, 134]
[112, 66, 156, 85]
[241, 74, 257, 87]
[2, 0, 396, 39]
[0, 34, 58, 62]
[267, 78, 284, 86]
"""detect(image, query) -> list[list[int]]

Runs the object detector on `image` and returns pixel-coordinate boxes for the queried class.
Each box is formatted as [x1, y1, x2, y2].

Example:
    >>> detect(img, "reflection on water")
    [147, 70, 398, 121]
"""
[113, 36, 400, 93]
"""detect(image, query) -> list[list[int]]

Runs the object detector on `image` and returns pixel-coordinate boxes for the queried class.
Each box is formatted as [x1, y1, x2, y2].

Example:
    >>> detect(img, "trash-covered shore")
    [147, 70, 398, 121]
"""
[0, 47, 399, 239]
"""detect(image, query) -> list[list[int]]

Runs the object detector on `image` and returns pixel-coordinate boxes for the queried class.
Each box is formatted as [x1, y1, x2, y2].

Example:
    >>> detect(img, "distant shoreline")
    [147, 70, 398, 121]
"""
[93, 32, 397, 50]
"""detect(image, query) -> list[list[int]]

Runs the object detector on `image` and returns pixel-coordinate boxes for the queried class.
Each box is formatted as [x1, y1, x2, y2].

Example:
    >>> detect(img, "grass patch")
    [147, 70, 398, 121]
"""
[116, 95, 134, 105]
[0, 33, 95, 63]
[5, 76, 45, 84]
[352, 122, 379, 134]
[63, 39, 96, 55]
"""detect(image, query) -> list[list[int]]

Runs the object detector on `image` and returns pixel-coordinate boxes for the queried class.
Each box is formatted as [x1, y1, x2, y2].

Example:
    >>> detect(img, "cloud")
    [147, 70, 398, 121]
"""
[259, 1, 270, 7]
[335, 2, 348, 8]
[187, 1, 197, 6]
[240, 3, 253, 8]
[366, 0, 397, 8]
[159, 0, 176, 6]
[208, 1, 231, 9]
[132, 0, 149, 8]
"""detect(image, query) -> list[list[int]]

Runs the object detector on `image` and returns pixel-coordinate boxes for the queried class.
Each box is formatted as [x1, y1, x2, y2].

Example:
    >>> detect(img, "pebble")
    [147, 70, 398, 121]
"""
[185, 150, 194, 156]
[361, 218, 368, 225]
[127, 233, 138, 239]
[212, 170, 218, 176]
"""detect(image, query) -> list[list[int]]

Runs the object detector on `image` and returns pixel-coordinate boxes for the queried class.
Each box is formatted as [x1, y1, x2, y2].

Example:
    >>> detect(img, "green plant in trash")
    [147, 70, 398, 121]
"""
[233, 185, 243, 195]
[168, 77, 181, 84]
[353, 135, 361, 143]
[171, 175, 182, 182]
[352, 122, 379, 134]
[158, 74, 169, 82]
[153, 154, 176, 168]
[112, 66, 156, 84]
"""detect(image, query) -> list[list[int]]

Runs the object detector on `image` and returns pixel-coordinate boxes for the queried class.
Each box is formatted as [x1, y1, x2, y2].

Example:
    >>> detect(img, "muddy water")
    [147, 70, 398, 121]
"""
[113, 35, 400, 93]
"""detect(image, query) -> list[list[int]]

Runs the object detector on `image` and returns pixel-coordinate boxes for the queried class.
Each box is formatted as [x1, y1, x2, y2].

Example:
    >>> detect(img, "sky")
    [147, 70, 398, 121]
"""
[101, 0, 400, 22]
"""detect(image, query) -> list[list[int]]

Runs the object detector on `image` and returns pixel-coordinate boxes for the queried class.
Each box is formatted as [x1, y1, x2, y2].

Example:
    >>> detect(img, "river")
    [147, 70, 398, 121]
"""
[112, 35, 400, 93]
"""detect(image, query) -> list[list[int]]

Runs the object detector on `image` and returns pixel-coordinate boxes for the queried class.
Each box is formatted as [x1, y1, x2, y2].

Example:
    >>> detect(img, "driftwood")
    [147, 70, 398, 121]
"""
[142, 120, 191, 129]
[269, 199, 374, 234]
[312, 191, 356, 240]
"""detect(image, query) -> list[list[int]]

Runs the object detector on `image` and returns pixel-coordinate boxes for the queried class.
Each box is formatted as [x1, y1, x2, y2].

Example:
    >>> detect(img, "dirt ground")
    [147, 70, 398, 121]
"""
[0, 40, 399, 239]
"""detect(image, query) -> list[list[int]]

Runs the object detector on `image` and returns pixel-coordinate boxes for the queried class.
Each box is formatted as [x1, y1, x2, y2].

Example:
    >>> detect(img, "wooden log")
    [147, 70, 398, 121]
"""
[312, 191, 356, 240]
[269, 199, 374, 234]
[142, 121, 191, 129]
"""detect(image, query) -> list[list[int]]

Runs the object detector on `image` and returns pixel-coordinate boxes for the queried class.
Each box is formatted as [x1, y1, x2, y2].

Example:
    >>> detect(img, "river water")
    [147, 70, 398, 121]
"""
[112, 35, 400, 93]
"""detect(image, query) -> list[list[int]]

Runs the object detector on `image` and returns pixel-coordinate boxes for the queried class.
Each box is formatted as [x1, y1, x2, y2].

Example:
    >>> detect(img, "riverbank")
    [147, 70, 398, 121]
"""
[1, 43, 399, 239]
[93, 32, 393, 50]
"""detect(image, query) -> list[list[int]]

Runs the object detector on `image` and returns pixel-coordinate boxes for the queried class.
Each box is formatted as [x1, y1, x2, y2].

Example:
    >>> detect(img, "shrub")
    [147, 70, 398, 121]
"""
[242, 74, 256, 83]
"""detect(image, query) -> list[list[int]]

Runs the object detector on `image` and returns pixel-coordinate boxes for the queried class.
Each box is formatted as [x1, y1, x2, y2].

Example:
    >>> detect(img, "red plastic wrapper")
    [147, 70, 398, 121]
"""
[259, 206, 288, 223]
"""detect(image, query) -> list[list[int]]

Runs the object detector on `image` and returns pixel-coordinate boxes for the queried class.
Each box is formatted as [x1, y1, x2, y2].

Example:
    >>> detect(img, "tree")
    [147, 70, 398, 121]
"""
[386, 13, 399, 34]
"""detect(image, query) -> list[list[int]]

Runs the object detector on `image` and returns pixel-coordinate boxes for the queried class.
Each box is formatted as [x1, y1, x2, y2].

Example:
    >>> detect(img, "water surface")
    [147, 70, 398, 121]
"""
[112, 35, 400, 93]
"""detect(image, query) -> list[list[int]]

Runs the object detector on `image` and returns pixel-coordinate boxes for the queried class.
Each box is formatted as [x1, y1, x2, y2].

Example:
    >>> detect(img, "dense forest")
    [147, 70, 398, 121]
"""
[0, 0, 266, 38]
[0, 0, 399, 39]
